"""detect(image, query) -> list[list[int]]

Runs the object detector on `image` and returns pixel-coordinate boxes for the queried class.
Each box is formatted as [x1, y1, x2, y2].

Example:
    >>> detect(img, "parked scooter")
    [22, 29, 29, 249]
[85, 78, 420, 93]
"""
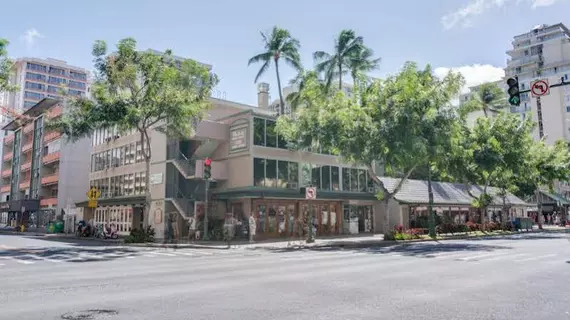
[76, 220, 92, 237]
[95, 224, 119, 239]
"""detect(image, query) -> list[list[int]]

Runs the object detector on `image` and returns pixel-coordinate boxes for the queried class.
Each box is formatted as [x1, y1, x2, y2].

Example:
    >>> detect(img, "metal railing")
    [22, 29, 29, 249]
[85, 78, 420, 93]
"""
[166, 183, 195, 218]
[173, 151, 196, 177]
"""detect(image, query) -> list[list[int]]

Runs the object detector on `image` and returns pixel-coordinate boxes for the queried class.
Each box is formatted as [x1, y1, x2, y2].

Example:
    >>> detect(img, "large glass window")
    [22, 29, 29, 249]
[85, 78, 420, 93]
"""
[265, 120, 277, 148]
[253, 158, 265, 187]
[311, 165, 321, 189]
[253, 118, 265, 146]
[321, 166, 331, 191]
[301, 163, 312, 187]
[253, 158, 298, 188]
[331, 166, 340, 191]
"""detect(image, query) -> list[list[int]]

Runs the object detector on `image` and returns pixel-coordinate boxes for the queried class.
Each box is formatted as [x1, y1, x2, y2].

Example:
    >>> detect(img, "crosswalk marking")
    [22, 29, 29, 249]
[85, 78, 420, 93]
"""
[515, 253, 558, 263]
[15, 259, 35, 265]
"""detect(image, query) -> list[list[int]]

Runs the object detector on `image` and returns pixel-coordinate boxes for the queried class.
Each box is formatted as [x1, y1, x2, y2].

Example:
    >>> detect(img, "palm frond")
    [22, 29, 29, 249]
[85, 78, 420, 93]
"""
[254, 60, 270, 83]
[248, 52, 272, 66]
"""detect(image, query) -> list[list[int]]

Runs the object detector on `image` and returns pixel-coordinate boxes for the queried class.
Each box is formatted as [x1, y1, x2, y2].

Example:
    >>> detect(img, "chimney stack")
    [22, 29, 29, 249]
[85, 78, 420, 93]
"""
[257, 82, 270, 109]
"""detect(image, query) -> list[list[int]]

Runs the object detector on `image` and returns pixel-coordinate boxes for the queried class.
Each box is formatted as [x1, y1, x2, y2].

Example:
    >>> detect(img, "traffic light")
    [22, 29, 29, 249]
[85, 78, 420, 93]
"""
[203, 157, 212, 180]
[507, 77, 520, 106]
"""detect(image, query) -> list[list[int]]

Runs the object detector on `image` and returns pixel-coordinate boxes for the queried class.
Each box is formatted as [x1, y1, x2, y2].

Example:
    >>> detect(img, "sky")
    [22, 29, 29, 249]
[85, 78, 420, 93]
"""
[1, 0, 570, 106]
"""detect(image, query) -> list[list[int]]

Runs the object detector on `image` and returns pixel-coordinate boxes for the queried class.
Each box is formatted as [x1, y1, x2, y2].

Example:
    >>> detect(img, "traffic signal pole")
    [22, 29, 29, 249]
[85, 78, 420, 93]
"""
[202, 158, 212, 241]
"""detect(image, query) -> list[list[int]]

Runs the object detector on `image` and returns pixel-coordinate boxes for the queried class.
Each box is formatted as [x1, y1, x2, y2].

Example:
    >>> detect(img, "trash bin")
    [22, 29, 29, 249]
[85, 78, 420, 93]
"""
[54, 221, 64, 233]
[47, 222, 55, 233]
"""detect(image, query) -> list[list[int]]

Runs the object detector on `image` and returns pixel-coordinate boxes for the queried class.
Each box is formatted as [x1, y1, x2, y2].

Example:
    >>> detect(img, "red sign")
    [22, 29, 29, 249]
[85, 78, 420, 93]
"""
[305, 187, 317, 200]
[531, 79, 550, 97]
[204, 158, 212, 166]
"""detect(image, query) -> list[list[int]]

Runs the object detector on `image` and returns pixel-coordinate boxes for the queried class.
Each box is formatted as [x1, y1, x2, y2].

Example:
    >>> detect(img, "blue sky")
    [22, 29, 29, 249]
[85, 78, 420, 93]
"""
[2, 0, 569, 105]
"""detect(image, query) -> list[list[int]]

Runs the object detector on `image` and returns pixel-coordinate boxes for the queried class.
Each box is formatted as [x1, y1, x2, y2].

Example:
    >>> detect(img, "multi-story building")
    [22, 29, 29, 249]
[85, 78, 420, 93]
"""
[0, 98, 91, 229]
[505, 23, 570, 144]
[3, 57, 89, 115]
[76, 82, 380, 238]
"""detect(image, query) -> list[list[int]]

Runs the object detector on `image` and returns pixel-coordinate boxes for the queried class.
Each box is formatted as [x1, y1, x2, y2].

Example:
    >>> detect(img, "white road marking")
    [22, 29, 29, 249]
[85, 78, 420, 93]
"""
[14, 259, 35, 265]
[484, 253, 529, 261]
[457, 252, 504, 261]
[515, 254, 558, 263]
[147, 251, 177, 257]
[125, 256, 135, 259]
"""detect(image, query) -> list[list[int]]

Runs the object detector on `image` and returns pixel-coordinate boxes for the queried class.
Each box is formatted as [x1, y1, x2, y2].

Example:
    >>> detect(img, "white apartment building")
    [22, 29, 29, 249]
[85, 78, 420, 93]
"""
[505, 23, 570, 144]
[3, 57, 89, 116]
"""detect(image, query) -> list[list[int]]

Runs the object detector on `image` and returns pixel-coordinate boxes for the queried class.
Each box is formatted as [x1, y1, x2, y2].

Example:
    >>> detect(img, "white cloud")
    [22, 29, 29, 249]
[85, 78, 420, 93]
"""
[442, 0, 566, 30]
[434, 64, 505, 94]
[21, 28, 44, 47]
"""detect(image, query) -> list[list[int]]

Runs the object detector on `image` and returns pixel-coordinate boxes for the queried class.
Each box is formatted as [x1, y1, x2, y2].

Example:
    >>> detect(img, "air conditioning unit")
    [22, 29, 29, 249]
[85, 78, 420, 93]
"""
[287, 182, 298, 189]
[367, 187, 375, 193]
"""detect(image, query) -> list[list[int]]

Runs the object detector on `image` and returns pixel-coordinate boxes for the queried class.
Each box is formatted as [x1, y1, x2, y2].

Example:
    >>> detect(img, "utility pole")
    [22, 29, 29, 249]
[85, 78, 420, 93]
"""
[202, 158, 212, 241]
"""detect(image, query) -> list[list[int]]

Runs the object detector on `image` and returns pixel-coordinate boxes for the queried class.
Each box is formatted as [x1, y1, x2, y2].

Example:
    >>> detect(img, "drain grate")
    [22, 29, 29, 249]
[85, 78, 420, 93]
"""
[61, 309, 118, 320]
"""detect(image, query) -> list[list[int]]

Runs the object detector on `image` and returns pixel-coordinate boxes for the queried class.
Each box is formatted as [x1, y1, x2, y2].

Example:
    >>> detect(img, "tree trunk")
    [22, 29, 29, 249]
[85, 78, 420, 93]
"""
[427, 167, 436, 238]
[140, 129, 152, 230]
[274, 58, 285, 116]
[482, 106, 488, 118]
[338, 63, 343, 91]
[382, 199, 391, 239]
[535, 189, 543, 229]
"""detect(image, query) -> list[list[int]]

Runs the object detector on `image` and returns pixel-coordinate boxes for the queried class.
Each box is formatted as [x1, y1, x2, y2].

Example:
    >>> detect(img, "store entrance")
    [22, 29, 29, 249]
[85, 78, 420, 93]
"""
[343, 205, 374, 234]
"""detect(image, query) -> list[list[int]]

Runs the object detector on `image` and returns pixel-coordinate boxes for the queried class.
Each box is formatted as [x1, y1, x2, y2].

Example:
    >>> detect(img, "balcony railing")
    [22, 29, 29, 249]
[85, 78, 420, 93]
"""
[40, 197, 58, 207]
[21, 161, 32, 172]
[41, 172, 59, 185]
[43, 131, 61, 143]
[3, 152, 13, 162]
[1, 169, 11, 178]
[1, 185, 10, 193]
[4, 134, 14, 144]
[21, 142, 33, 153]
[19, 180, 30, 190]
[42, 151, 60, 164]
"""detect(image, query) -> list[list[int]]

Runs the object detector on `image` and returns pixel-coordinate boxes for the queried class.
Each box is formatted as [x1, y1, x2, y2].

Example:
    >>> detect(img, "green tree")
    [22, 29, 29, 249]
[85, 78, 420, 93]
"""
[445, 114, 535, 223]
[285, 70, 329, 112]
[348, 46, 380, 86]
[461, 82, 507, 118]
[276, 62, 463, 238]
[0, 39, 17, 93]
[313, 29, 365, 90]
[248, 27, 302, 115]
[48, 38, 218, 226]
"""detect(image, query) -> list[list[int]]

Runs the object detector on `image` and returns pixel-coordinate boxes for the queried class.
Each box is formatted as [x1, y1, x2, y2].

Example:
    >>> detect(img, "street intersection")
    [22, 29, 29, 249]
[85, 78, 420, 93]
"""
[0, 232, 569, 320]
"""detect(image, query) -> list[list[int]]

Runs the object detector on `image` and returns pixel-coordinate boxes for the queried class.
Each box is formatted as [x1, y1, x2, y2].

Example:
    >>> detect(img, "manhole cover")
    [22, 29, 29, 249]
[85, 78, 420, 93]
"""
[61, 309, 118, 320]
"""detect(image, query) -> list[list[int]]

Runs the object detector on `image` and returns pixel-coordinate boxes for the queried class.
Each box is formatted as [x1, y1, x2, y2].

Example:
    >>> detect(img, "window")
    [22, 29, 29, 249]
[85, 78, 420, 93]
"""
[27, 63, 47, 72]
[70, 71, 87, 81]
[253, 118, 265, 146]
[24, 101, 36, 108]
[321, 166, 331, 190]
[68, 80, 86, 89]
[254, 158, 298, 188]
[49, 67, 66, 76]
[301, 163, 312, 187]
[566, 106, 570, 113]
[254, 158, 265, 187]
[342, 168, 350, 191]
[47, 86, 59, 93]
[25, 72, 46, 82]
[25, 82, 45, 91]
[68, 89, 83, 96]
[331, 166, 340, 191]
[24, 91, 44, 100]
[265, 120, 277, 148]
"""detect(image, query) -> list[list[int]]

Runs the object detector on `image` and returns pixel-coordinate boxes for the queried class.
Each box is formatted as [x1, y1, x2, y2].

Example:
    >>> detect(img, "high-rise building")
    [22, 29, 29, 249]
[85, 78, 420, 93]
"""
[505, 23, 570, 144]
[3, 57, 89, 116]
[0, 98, 91, 229]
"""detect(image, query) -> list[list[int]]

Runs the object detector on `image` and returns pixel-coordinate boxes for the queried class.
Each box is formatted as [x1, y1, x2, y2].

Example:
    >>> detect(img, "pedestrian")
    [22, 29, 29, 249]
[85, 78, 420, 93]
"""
[248, 213, 256, 243]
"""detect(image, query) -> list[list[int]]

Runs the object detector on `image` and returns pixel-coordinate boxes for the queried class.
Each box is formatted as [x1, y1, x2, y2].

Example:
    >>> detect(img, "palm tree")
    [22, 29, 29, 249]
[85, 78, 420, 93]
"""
[248, 27, 302, 115]
[313, 29, 364, 90]
[464, 82, 507, 118]
[348, 46, 381, 86]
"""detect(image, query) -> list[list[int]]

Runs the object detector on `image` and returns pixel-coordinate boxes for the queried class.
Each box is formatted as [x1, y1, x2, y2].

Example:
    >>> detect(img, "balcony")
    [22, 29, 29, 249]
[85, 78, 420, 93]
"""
[20, 161, 32, 172]
[43, 131, 61, 143]
[41, 172, 59, 186]
[40, 197, 57, 207]
[23, 123, 34, 134]
[21, 142, 33, 153]
[3, 152, 13, 162]
[1, 169, 11, 178]
[4, 134, 14, 145]
[1, 185, 10, 193]
[47, 105, 63, 118]
[19, 180, 30, 190]
[42, 151, 60, 164]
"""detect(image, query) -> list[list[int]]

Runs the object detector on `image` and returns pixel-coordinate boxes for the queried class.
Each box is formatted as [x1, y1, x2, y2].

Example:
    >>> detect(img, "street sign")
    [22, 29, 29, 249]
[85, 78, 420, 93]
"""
[88, 200, 97, 208]
[86, 187, 101, 200]
[531, 79, 550, 97]
[305, 187, 317, 200]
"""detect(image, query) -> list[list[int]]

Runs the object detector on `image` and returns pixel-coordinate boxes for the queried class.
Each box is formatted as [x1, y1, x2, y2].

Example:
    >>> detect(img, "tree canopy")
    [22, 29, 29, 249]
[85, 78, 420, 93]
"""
[0, 39, 16, 93]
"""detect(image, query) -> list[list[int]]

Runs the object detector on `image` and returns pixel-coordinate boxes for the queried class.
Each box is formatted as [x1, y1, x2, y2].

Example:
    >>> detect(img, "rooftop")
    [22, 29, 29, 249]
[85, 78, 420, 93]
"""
[2, 98, 60, 131]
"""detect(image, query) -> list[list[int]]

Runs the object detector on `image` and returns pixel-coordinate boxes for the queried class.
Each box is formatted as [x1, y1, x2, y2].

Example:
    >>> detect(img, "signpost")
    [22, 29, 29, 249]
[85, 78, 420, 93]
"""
[305, 187, 316, 200]
[530, 79, 550, 139]
[304, 187, 316, 243]
[87, 187, 101, 208]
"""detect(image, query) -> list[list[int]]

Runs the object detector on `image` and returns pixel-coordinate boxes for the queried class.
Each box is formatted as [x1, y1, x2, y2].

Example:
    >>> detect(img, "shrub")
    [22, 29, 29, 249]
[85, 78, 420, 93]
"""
[393, 224, 405, 233]
[466, 221, 480, 232]
[406, 228, 423, 239]
[482, 222, 500, 232]
[124, 226, 155, 243]
[436, 223, 459, 234]
[500, 221, 514, 231]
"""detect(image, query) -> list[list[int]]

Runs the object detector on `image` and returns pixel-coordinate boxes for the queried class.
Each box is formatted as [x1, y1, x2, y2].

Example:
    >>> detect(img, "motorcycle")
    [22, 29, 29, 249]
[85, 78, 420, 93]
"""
[76, 221, 92, 237]
[95, 224, 119, 239]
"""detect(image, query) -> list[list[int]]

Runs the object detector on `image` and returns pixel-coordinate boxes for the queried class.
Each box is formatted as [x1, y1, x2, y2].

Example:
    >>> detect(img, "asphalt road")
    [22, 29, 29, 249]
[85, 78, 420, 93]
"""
[1, 232, 569, 320]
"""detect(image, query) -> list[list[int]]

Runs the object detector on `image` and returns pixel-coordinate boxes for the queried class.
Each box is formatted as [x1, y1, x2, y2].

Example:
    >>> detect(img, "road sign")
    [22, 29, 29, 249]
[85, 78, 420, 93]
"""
[87, 200, 97, 208]
[531, 79, 550, 97]
[305, 187, 317, 200]
[86, 187, 101, 200]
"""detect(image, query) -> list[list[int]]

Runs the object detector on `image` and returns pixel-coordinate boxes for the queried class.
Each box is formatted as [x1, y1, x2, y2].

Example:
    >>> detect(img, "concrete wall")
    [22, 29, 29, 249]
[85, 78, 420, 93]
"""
[57, 136, 91, 215]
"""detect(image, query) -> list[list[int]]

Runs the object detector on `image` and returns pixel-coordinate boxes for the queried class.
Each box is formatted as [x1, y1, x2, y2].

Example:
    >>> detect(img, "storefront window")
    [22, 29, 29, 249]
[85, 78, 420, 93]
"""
[350, 168, 359, 191]
[321, 166, 331, 190]
[265, 120, 277, 148]
[301, 163, 312, 187]
[265, 159, 277, 187]
[331, 166, 340, 191]
[311, 165, 321, 188]
[342, 168, 350, 191]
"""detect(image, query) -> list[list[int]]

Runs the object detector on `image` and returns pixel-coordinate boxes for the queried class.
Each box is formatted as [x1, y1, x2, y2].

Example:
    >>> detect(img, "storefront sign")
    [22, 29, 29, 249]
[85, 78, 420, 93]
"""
[229, 127, 247, 152]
